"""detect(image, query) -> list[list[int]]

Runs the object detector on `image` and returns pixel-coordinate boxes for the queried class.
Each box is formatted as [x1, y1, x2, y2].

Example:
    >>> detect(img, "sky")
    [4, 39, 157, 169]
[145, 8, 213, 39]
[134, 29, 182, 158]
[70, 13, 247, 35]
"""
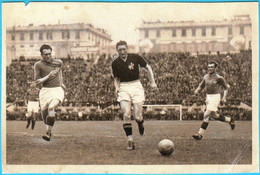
[2, 2, 257, 44]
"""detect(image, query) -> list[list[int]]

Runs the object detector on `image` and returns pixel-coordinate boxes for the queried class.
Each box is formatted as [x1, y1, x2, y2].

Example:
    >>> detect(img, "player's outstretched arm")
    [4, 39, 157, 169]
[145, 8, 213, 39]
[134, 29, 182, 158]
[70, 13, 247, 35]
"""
[222, 85, 230, 103]
[194, 87, 201, 95]
[195, 77, 206, 94]
[220, 77, 229, 103]
[145, 64, 157, 90]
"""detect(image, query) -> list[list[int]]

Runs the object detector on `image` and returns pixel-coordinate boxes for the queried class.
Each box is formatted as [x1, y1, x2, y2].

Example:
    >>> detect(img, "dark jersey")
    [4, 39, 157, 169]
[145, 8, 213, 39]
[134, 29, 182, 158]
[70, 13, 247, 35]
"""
[25, 87, 40, 101]
[111, 53, 147, 82]
[198, 73, 228, 94]
[34, 59, 63, 87]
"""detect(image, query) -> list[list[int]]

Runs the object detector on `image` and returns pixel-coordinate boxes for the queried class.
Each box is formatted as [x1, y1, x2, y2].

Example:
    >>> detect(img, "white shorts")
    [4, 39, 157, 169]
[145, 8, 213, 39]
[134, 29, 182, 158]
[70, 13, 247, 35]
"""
[117, 80, 145, 104]
[206, 94, 221, 112]
[39, 87, 64, 110]
[27, 101, 39, 113]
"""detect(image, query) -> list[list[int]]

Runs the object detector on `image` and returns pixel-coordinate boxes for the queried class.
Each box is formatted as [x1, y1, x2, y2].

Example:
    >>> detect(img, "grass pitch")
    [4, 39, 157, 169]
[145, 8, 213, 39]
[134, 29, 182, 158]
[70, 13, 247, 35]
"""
[6, 120, 252, 165]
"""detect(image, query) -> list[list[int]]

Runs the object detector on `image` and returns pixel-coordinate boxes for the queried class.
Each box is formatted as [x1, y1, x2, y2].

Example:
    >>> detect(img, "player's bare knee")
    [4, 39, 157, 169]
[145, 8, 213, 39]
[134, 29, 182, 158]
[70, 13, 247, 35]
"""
[48, 108, 55, 118]
[203, 117, 209, 123]
[48, 106, 55, 112]
[28, 111, 32, 117]
[48, 99, 60, 110]
[123, 113, 131, 122]
[123, 108, 131, 117]
[123, 116, 131, 124]
[135, 116, 143, 123]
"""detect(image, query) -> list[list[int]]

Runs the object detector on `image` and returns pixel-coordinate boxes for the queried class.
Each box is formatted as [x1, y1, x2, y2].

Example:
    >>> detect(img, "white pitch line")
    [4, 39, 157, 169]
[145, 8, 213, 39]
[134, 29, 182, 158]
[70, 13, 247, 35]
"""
[226, 142, 251, 173]
[232, 142, 251, 165]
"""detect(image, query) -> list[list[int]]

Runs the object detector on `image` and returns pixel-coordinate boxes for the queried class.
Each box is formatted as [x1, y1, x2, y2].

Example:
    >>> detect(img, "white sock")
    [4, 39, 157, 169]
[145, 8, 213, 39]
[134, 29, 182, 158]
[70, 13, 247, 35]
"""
[46, 125, 53, 134]
[225, 117, 231, 123]
[127, 135, 133, 141]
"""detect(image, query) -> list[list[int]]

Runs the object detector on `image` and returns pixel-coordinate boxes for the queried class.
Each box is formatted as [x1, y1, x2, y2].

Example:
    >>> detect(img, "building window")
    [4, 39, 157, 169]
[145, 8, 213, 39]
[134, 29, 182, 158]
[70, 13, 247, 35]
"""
[182, 29, 186, 37]
[211, 27, 216, 36]
[30, 45, 34, 47]
[228, 26, 233, 35]
[202, 27, 206, 36]
[172, 29, 176, 37]
[156, 29, 161, 38]
[76, 31, 80, 39]
[47, 32, 53, 40]
[192, 28, 196, 36]
[62, 31, 70, 39]
[20, 32, 24, 40]
[67, 31, 70, 39]
[39, 31, 43, 40]
[240, 26, 244, 35]
[11, 34, 15, 40]
[20, 45, 24, 48]
[30, 32, 34, 40]
[145, 30, 149, 38]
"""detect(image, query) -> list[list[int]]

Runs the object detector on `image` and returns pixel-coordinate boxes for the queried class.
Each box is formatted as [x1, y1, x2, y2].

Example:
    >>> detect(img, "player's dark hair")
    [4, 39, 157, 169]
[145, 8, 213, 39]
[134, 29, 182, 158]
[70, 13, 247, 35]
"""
[40, 44, 52, 54]
[209, 61, 218, 68]
[116, 40, 128, 49]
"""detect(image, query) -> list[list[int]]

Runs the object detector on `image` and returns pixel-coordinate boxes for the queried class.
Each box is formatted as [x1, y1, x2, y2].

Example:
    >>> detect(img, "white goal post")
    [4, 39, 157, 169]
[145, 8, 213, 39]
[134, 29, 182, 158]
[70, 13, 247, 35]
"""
[143, 104, 183, 121]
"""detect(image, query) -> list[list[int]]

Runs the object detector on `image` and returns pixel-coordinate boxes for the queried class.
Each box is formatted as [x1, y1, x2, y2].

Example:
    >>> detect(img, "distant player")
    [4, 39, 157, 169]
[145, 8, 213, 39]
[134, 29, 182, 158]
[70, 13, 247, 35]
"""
[34, 44, 65, 141]
[192, 61, 235, 140]
[24, 82, 40, 130]
[111, 40, 157, 150]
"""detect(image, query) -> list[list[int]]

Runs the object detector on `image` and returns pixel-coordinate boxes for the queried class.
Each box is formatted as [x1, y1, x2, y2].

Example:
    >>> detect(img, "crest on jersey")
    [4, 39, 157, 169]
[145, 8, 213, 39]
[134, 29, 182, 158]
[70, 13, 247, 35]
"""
[128, 62, 134, 70]
[212, 80, 217, 84]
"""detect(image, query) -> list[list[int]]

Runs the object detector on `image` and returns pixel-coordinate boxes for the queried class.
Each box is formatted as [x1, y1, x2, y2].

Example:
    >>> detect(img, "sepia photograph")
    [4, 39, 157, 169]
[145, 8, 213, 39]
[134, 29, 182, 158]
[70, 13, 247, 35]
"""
[1, 1, 259, 174]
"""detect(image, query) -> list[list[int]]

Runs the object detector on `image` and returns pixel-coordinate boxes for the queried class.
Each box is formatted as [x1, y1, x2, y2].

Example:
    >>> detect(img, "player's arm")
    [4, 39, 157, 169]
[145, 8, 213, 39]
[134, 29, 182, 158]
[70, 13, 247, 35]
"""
[219, 77, 230, 103]
[59, 69, 66, 89]
[138, 54, 157, 90]
[144, 64, 157, 89]
[34, 63, 57, 85]
[51, 58, 63, 67]
[113, 77, 120, 94]
[195, 77, 206, 94]
[111, 62, 120, 94]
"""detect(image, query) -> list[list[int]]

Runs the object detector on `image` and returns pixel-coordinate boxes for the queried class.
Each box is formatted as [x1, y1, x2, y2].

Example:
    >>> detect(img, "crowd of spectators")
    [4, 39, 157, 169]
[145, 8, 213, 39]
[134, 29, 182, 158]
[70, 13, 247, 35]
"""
[6, 50, 252, 120]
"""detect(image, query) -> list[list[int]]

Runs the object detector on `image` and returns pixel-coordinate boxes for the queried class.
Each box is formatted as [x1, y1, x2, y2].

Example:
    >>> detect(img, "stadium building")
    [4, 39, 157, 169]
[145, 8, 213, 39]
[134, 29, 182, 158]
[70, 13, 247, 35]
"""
[137, 15, 251, 53]
[6, 23, 112, 62]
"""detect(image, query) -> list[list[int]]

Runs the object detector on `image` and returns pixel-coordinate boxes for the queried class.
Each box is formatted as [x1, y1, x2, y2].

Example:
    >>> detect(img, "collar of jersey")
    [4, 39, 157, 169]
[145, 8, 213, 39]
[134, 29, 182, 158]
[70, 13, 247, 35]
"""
[209, 72, 216, 77]
[120, 55, 128, 62]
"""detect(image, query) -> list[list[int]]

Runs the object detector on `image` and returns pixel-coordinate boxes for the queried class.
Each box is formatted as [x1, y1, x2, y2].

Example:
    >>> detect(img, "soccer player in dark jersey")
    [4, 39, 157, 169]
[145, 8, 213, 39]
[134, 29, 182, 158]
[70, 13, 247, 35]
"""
[112, 40, 157, 150]
[24, 82, 40, 130]
[192, 61, 235, 140]
[34, 44, 65, 141]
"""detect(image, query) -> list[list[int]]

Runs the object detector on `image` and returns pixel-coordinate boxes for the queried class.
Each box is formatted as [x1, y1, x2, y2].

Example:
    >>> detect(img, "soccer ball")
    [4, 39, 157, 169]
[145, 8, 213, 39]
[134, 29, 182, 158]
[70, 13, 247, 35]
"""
[158, 139, 175, 156]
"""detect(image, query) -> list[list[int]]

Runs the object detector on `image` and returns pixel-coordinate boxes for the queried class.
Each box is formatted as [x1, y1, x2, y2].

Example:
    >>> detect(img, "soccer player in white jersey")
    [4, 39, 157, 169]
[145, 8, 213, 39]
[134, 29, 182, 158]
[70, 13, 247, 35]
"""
[34, 44, 65, 141]
[112, 40, 157, 150]
[192, 61, 235, 140]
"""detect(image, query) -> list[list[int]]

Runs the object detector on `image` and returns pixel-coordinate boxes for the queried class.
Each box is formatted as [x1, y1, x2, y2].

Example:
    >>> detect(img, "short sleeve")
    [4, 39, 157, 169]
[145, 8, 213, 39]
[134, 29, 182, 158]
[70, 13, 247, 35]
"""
[111, 61, 119, 78]
[34, 62, 40, 81]
[137, 54, 147, 68]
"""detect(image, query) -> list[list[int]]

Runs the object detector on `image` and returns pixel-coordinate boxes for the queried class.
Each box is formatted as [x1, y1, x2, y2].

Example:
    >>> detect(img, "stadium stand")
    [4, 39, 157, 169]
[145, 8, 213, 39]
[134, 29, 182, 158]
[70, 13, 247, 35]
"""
[6, 50, 252, 121]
